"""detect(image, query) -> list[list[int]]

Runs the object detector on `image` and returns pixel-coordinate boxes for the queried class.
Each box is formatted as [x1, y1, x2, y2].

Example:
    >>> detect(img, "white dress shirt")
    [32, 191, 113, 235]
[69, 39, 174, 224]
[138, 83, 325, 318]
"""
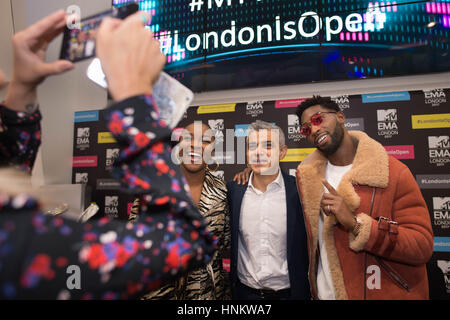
[237, 169, 290, 290]
[316, 161, 353, 300]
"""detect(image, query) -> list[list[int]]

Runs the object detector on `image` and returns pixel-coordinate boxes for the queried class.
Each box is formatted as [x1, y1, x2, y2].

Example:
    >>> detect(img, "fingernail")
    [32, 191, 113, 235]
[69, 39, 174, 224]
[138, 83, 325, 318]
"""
[63, 63, 74, 71]
[141, 13, 150, 25]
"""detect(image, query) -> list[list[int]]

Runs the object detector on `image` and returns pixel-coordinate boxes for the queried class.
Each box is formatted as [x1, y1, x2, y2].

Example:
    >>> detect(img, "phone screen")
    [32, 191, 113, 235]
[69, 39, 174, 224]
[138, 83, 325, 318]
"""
[60, 4, 138, 62]
[87, 57, 194, 129]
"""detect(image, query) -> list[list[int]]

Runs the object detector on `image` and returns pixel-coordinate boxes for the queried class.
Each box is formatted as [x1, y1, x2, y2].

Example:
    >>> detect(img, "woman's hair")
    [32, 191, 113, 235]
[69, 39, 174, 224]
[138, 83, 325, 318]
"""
[0, 167, 55, 209]
[0, 167, 33, 195]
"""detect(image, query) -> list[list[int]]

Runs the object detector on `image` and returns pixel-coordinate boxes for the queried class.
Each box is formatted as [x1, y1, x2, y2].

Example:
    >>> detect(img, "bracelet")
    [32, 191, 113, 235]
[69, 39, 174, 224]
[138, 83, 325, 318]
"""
[352, 216, 362, 237]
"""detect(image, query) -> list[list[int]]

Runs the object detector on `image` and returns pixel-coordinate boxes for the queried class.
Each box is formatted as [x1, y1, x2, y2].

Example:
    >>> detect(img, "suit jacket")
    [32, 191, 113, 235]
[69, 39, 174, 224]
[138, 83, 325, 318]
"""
[227, 170, 310, 299]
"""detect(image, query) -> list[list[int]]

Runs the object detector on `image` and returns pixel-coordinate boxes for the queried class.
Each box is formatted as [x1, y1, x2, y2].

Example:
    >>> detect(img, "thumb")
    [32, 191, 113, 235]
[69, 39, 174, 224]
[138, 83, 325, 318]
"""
[38, 60, 74, 77]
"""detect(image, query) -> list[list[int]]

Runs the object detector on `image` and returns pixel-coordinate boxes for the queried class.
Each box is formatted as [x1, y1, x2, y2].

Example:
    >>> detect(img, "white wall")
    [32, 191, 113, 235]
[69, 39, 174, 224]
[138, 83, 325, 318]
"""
[7, 0, 111, 186]
[0, 0, 14, 101]
[1, 0, 450, 187]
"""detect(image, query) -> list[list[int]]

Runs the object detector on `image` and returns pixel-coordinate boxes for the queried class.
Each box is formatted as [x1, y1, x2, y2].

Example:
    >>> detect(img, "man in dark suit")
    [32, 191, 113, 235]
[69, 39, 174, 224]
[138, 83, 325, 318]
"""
[226, 120, 310, 300]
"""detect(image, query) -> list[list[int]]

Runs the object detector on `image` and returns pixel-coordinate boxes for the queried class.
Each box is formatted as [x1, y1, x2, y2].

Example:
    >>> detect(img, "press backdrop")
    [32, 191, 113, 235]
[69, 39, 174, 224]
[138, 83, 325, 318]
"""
[72, 88, 450, 299]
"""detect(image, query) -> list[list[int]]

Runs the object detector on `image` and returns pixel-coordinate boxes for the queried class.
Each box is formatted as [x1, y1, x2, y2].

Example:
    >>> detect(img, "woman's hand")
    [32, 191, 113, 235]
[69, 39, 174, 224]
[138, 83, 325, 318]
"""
[5, 10, 74, 113]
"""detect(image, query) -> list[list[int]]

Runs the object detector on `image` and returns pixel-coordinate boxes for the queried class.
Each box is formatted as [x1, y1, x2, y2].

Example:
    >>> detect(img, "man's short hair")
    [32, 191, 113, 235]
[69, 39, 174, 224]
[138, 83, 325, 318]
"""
[247, 120, 286, 149]
[296, 95, 341, 122]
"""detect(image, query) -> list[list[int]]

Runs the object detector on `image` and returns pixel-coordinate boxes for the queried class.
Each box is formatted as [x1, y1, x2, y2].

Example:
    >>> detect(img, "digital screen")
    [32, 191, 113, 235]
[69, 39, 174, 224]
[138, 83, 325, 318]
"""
[61, 11, 105, 62]
[61, 4, 138, 62]
[113, 0, 450, 92]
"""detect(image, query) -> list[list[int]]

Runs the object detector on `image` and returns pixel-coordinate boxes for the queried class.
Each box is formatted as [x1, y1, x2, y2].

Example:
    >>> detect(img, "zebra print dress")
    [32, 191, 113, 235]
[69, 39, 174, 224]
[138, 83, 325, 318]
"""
[134, 170, 231, 300]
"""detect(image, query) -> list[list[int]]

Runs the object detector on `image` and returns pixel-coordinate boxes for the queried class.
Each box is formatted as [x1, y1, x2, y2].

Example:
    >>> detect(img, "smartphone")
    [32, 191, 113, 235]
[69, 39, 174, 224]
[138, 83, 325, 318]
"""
[60, 3, 139, 62]
[87, 58, 194, 129]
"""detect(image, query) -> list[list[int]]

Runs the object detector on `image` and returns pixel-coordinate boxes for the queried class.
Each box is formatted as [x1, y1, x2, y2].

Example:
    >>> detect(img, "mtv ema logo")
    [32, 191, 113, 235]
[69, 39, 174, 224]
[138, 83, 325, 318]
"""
[288, 114, 300, 126]
[75, 173, 88, 184]
[208, 119, 224, 142]
[437, 260, 450, 293]
[331, 95, 350, 110]
[423, 88, 447, 107]
[208, 119, 224, 131]
[105, 196, 119, 218]
[433, 197, 450, 229]
[287, 114, 304, 142]
[377, 109, 398, 138]
[76, 127, 90, 150]
[428, 136, 450, 166]
[246, 101, 264, 117]
[106, 148, 120, 170]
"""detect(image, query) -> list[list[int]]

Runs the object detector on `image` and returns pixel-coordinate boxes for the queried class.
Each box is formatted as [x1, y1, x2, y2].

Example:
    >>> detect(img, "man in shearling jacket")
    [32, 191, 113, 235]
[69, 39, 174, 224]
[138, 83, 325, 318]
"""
[295, 96, 434, 300]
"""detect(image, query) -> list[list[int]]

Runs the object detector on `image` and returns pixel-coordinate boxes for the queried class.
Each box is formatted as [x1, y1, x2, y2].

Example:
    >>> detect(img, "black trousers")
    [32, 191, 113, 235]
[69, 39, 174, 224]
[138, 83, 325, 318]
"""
[235, 280, 291, 300]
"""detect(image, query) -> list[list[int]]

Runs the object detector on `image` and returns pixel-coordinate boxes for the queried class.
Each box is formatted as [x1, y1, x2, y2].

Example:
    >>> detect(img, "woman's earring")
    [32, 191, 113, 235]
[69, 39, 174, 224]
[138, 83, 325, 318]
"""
[206, 158, 220, 172]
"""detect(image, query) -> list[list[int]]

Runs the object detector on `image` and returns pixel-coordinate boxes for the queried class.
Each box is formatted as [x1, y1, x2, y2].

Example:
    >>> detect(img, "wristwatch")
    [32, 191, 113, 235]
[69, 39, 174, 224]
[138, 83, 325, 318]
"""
[352, 216, 363, 237]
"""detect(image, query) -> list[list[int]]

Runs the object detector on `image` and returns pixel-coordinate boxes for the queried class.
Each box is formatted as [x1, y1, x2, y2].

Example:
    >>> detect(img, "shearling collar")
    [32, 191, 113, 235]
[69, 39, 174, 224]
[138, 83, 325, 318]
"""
[298, 130, 389, 188]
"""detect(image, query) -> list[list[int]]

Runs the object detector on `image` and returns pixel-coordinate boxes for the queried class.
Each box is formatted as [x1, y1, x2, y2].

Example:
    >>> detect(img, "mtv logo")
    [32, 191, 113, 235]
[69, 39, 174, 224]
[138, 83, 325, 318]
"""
[106, 148, 120, 159]
[105, 196, 119, 207]
[75, 173, 88, 184]
[437, 260, 450, 292]
[288, 114, 300, 126]
[77, 127, 90, 138]
[210, 170, 225, 179]
[433, 197, 450, 211]
[377, 109, 397, 122]
[428, 136, 450, 149]
[208, 119, 224, 131]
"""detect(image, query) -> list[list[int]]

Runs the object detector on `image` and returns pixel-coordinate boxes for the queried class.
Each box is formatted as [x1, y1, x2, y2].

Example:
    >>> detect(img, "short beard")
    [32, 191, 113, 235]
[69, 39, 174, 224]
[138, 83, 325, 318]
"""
[318, 124, 344, 156]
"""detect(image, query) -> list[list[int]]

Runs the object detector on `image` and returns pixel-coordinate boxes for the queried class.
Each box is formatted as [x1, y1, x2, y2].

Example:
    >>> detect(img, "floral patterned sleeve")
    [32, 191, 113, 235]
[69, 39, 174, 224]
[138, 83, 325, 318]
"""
[0, 95, 217, 300]
[0, 104, 41, 172]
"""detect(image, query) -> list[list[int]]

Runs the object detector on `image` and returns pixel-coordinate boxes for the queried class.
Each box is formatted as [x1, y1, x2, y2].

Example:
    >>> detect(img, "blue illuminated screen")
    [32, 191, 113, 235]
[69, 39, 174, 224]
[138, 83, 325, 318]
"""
[113, 0, 450, 92]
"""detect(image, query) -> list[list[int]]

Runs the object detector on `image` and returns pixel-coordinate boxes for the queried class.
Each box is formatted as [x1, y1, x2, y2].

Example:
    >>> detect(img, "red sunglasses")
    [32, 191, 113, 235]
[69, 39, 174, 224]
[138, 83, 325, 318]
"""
[300, 112, 337, 137]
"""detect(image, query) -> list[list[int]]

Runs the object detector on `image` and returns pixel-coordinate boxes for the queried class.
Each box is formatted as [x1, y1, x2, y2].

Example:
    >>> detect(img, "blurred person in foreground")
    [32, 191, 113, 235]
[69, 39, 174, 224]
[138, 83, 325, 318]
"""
[0, 10, 216, 299]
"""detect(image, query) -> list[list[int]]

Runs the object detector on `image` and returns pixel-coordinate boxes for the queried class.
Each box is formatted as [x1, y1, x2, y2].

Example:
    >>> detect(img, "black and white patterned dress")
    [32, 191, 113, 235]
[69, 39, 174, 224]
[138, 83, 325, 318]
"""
[140, 170, 231, 300]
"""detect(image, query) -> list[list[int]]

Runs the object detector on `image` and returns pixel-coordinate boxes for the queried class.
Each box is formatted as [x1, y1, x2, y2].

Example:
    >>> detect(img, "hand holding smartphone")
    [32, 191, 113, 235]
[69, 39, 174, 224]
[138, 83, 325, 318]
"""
[60, 4, 193, 128]
[60, 4, 139, 62]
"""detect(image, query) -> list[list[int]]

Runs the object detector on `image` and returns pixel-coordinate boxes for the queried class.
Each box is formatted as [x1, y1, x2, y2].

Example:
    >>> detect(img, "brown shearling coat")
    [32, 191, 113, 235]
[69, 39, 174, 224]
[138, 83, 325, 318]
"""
[296, 130, 434, 300]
